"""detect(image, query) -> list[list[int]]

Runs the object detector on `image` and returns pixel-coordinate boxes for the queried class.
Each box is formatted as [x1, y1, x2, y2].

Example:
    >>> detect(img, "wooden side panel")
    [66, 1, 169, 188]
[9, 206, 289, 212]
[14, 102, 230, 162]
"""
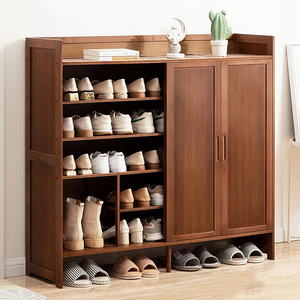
[166, 62, 220, 241]
[30, 161, 56, 269]
[26, 38, 63, 287]
[221, 60, 273, 235]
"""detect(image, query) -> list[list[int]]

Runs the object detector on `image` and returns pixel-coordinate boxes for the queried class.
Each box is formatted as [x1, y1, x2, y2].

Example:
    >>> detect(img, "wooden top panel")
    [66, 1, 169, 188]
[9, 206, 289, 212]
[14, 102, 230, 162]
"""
[30, 33, 274, 59]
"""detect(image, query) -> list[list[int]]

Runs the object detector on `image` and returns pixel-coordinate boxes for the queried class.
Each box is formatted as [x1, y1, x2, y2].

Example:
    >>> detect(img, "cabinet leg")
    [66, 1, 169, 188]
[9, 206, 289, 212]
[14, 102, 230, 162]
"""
[166, 245, 172, 272]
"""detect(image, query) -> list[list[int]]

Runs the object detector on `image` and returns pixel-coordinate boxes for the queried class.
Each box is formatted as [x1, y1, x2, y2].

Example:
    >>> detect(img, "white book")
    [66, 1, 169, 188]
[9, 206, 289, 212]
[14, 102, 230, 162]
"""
[83, 48, 139, 57]
[84, 55, 139, 61]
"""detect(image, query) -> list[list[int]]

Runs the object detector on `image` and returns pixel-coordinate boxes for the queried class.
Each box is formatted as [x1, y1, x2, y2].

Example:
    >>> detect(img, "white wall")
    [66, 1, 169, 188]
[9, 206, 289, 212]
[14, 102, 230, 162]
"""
[1, 0, 298, 277]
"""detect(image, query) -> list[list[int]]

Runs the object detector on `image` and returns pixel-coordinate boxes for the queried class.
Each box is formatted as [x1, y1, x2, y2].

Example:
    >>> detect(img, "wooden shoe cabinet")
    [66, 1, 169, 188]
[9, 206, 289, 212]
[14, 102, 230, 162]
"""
[26, 34, 274, 288]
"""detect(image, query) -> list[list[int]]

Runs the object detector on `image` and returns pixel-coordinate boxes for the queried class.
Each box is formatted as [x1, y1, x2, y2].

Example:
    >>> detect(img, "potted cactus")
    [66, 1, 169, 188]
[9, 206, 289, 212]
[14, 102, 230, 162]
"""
[208, 10, 232, 57]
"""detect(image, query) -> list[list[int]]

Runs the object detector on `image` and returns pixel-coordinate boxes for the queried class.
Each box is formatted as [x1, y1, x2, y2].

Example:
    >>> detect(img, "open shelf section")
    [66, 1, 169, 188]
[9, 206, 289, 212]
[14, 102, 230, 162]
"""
[63, 241, 167, 258]
[63, 132, 164, 142]
[63, 168, 164, 180]
[62, 96, 163, 105]
[105, 205, 164, 212]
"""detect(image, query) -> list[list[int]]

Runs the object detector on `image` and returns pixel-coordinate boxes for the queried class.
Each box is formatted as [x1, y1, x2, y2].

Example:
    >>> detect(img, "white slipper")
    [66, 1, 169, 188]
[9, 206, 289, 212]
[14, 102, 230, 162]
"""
[80, 258, 110, 285]
[63, 261, 92, 288]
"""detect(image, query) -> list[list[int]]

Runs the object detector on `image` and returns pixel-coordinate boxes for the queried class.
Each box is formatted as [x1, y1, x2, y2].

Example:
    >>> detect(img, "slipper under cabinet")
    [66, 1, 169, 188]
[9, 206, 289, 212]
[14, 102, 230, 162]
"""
[26, 34, 274, 288]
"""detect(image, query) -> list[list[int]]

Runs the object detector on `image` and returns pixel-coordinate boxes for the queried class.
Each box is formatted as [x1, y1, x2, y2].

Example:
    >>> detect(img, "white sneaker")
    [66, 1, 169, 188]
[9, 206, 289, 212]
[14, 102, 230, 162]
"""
[152, 108, 164, 133]
[72, 115, 93, 137]
[90, 111, 112, 136]
[110, 111, 133, 135]
[90, 152, 109, 174]
[63, 117, 74, 138]
[145, 184, 164, 206]
[108, 151, 127, 173]
[131, 110, 155, 133]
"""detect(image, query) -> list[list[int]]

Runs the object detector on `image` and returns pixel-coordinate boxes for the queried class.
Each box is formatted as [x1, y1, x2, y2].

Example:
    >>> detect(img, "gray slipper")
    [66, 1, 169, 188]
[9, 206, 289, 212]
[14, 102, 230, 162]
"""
[217, 244, 247, 265]
[79, 258, 111, 285]
[193, 245, 221, 268]
[240, 242, 265, 263]
[171, 248, 202, 271]
[63, 261, 92, 288]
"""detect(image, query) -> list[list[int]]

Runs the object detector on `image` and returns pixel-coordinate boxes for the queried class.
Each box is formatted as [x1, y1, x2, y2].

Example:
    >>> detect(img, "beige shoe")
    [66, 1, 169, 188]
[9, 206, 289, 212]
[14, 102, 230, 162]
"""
[108, 189, 134, 209]
[72, 115, 93, 137]
[145, 78, 161, 97]
[125, 151, 145, 171]
[63, 198, 84, 250]
[63, 117, 74, 138]
[76, 154, 92, 175]
[76, 77, 95, 100]
[127, 78, 146, 98]
[82, 196, 104, 248]
[63, 78, 79, 101]
[63, 155, 76, 176]
[133, 187, 150, 207]
[128, 218, 143, 243]
[143, 150, 160, 169]
[92, 79, 114, 99]
[102, 219, 129, 245]
[113, 79, 128, 98]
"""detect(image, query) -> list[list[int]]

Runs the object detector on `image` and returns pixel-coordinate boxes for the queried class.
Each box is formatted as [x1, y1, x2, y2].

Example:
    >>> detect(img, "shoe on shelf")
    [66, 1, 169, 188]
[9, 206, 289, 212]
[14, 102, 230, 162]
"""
[133, 187, 150, 207]
[143, 150, 160, 169]
[110, 111, 133, 135]
[63, 198, 84, 250]
[63, 78, 79, 101]
[107, 189, 134, 209]
[113, 79, 128, 99]
[128, 218, 143, 243]
[75, 154, 92, 175]
[131, 110, 155, 133]
[152, 108, 164, 133]
[127, 78, 146, 98]
[63, 117, 75, 138]
[91, 111, 112, 136]
[145, 77, 161, 97]
[125, 151, 145, 171]
[72, 115, 93, 137]
[90, 151, 109, 174]
[63, 155, 76, 176]
[82, 196, 104, 248]
[142, 217, 163, 241]
[145, 184, 164, 206]
[75, 77, 95, 100]
[102, 219, 129, 245]
[108, 151, 127, 173]
[92, 79, 114, 99]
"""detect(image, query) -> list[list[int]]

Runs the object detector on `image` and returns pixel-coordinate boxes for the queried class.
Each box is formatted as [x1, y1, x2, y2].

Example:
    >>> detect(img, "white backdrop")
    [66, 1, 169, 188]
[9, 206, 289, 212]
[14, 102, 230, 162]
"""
[1, 0, 299, 277]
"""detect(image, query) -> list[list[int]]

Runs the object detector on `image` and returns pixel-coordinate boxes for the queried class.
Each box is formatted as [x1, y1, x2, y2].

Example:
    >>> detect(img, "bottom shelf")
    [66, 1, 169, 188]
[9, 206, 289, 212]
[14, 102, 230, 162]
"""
[63, 241, 167, 258]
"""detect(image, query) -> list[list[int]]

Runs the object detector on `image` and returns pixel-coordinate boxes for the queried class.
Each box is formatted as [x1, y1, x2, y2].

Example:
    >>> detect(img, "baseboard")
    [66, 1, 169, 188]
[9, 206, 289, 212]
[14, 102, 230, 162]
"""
[4, 258, 25, 277]
[275, 226, 300, 243]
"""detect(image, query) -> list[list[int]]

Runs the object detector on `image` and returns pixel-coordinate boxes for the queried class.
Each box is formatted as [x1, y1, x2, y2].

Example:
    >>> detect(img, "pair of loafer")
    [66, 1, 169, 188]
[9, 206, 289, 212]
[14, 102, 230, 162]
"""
[63, 154, 92, 175]
[63, 77, 95, 101]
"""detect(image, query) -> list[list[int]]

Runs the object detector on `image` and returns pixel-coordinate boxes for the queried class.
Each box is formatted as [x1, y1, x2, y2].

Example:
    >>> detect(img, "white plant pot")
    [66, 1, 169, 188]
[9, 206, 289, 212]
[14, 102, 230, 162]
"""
[210, 40, 228, 57]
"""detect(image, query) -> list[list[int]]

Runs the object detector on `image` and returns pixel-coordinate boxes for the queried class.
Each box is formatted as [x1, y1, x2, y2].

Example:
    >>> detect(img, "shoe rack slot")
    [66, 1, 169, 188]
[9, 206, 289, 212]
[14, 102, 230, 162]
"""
[63, 99, 164, 118]
[63, 63, 165, 88]
[119, 172, 164, 191]
[63, 136, 164, 158]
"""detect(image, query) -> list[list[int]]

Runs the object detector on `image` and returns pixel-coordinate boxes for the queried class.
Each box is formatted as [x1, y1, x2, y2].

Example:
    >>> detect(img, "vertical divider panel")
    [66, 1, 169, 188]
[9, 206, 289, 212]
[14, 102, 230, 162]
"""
[115, 175, 120, 246]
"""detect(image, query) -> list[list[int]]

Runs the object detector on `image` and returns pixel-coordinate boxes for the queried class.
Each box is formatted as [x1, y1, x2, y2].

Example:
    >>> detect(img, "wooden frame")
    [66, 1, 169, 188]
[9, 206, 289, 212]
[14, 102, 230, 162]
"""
[26, 33, 274, 288]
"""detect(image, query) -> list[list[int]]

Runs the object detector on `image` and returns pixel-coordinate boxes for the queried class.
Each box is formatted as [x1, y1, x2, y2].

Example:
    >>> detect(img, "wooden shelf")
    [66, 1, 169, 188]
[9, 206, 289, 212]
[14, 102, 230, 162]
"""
[63, 241, 166, 258]
[63, 168, 163, 180]
[105, 205, 164, 212]
[63, 96, 163, 105]
[63, 132, 164, 142]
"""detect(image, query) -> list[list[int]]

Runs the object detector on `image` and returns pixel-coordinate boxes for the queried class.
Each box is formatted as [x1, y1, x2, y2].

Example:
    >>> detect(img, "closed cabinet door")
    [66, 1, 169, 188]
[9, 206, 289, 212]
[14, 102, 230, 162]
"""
[166, 62, 221, 241]
[220, 59, 274, 235]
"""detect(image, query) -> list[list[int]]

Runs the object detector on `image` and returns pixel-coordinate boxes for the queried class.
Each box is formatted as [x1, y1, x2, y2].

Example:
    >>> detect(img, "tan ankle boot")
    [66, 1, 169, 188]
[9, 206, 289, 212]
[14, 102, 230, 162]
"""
[82, 196, 104, 248]
[63, 198, 84, 250]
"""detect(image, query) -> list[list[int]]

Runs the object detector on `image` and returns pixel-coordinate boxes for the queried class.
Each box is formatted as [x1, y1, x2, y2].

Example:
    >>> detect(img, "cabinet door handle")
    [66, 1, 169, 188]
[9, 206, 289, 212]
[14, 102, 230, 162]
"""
[216, 136, 219, 162]
[223, 135, 227, 161]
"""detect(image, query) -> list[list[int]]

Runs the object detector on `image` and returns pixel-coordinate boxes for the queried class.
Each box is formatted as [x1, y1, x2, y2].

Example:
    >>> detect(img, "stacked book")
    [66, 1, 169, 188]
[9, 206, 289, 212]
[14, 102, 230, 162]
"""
[83, 48, 139, 61]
